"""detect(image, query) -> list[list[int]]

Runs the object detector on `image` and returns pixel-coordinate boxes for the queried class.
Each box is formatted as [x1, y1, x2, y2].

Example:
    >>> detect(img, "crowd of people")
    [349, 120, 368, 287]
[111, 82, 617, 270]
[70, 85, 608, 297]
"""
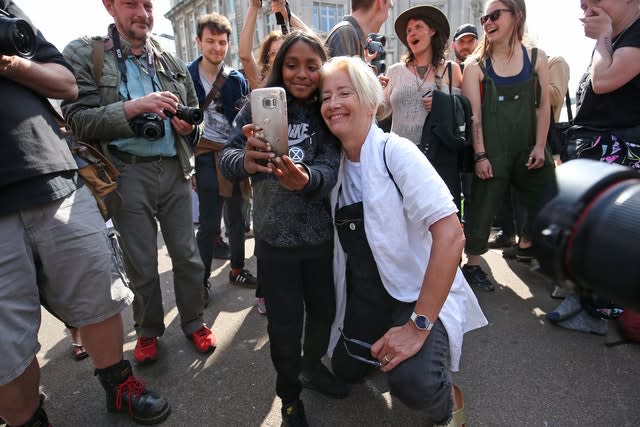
[1, 0, 638, 426]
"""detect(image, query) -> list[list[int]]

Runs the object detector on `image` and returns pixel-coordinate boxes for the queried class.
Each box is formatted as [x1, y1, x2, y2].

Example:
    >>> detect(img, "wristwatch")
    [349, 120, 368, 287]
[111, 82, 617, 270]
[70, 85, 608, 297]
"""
[410, 312, 433, 331]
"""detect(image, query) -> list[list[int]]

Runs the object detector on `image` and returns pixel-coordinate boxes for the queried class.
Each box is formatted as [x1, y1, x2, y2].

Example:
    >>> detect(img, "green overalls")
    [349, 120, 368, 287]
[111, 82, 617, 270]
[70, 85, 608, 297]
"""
[465, 47, 556, 255]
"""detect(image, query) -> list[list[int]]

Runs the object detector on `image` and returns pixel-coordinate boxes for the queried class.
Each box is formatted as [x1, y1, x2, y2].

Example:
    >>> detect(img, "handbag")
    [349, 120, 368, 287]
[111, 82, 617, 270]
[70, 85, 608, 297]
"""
[48, 101, 122, 220]
[548, 90, 573, 159]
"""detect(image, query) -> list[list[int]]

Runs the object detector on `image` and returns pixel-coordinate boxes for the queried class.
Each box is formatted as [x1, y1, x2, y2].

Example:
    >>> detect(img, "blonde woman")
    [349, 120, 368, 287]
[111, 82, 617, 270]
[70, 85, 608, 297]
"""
[461, 0, 555, 291]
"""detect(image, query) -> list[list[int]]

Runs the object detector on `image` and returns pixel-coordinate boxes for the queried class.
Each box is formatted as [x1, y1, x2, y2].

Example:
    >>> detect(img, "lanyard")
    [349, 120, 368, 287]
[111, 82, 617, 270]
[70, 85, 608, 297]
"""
[110, 25, 160, 98]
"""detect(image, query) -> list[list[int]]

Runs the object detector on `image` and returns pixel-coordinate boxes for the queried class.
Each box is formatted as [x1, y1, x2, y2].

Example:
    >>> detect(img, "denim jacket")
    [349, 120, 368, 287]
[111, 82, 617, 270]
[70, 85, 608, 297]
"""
[61, 25, 202, 179]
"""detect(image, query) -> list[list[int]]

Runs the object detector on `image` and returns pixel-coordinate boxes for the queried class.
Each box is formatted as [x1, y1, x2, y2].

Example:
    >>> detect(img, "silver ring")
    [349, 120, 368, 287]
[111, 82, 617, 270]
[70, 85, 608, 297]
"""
[383, 355, 391, 363]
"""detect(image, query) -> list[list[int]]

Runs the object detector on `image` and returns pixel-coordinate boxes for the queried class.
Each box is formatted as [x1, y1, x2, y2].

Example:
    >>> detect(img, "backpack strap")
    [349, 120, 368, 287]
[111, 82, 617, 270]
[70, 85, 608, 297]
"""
[383, 137, 402, 197]
[200, 64, 229, 110]
[91, 36, 105, 84]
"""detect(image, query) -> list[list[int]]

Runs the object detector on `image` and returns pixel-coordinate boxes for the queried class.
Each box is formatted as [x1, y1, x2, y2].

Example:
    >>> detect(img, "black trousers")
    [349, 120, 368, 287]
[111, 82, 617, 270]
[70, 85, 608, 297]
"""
[331, 202, 452, 423]
[257, 241, 336, 403]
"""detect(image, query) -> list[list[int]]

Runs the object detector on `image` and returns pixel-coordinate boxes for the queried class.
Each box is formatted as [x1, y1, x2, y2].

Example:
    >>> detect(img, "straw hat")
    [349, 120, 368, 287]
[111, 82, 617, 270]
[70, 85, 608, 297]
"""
[394, 5, 450, 48]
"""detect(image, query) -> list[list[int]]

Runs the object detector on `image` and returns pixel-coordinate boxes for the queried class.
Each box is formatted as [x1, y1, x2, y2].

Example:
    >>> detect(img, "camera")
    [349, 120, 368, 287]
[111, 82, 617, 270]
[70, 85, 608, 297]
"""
[0, 8, 37, 59]
[129, 112, 165, 140]
[532, 159, 640, 311]
[166, 104, 203, 125]
[129, 104, 202, 141]
[366, 33, 387, 74]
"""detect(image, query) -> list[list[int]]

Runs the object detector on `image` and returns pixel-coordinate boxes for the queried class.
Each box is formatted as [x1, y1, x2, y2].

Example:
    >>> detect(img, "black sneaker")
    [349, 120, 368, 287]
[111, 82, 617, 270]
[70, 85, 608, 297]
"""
[488, 230, 517, 248]
[461, 264, 495, 292]
[515, 246, 535, 262]
[281, 400, 309, 427]
[502, 244, 518, 259]
[229, 269, 257, 288]
[299, 363, 349, 399]
[502, 245, 535, 262]
[212, 240, 231, 260]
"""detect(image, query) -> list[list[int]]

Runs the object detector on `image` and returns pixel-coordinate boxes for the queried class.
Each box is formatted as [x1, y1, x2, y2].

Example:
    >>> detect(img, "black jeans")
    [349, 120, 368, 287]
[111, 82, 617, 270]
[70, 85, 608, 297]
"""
[257, 241, 335, 403]
[331, 202, 452, 423]
[195, 153, 224, 283]
[225, 182, 247, 271]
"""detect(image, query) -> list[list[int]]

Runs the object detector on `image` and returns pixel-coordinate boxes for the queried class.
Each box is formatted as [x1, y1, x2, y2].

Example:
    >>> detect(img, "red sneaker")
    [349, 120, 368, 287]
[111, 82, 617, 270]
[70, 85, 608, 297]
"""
[134, 336, 158, 364]
[189, 326, 216, 353]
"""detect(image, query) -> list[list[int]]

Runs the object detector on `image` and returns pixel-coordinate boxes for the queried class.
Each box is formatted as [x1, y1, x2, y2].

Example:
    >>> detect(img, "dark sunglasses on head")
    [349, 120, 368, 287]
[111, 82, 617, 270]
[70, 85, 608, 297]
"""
[338, 328, 381, 368]
[480, 8, 513, 25]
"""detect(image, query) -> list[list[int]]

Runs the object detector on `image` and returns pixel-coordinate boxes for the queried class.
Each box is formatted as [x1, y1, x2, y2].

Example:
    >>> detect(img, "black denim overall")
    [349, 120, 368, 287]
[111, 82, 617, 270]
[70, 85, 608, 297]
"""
[331, 198, 452, 422]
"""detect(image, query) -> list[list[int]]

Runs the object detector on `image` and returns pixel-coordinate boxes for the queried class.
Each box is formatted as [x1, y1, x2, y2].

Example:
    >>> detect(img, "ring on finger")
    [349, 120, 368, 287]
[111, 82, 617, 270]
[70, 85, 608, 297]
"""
[383, 354, 391, 363]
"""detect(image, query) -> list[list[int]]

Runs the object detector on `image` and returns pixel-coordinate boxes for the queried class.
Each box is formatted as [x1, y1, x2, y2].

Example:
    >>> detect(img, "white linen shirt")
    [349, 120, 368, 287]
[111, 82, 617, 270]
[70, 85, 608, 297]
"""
[329, 124, 487, 372]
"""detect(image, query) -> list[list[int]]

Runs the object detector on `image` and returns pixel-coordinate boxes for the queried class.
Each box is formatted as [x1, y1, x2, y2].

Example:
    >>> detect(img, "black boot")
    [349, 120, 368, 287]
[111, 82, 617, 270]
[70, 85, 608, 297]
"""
[8, 405, 49, 427]
[95, 359, 170, 425]
[281, 400, 308, 427]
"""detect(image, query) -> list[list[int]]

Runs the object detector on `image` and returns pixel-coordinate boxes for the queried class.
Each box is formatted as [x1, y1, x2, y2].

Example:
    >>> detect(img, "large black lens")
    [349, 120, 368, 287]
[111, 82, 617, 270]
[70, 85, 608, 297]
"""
[533, 159, 640, 309]
[0, 15, 37, 58]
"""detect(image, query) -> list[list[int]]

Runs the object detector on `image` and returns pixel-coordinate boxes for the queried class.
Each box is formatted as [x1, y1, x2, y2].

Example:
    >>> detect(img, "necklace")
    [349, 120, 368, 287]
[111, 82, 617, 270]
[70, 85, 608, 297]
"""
[413, 62, 431, 93]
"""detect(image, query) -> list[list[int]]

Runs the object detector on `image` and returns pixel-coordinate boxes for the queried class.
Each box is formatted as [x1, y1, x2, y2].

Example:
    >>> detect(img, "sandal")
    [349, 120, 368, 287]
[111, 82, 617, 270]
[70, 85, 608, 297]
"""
[71, 343, 89, 361]
[442, 384, 466, 427]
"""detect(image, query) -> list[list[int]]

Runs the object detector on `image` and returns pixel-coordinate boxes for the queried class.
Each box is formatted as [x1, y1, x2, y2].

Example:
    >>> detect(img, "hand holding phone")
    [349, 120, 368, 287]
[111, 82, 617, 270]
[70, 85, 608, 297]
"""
[242, 123, 276, 175]
[250, 87, 289, 156]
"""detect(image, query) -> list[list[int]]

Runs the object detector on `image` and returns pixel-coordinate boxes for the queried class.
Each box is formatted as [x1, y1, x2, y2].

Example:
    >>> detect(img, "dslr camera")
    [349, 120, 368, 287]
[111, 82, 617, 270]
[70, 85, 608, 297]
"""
[129, 112, 165, 141]
[366, 33, 387, 74]
[129, 104, 203, 141]
[0, 8, 37, 58]
[167, 104, 204, 125]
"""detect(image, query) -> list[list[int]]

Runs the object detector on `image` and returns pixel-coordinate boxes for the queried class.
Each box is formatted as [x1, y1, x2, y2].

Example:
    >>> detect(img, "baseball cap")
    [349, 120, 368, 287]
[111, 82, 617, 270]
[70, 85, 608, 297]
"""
[453, 24, 478, 41]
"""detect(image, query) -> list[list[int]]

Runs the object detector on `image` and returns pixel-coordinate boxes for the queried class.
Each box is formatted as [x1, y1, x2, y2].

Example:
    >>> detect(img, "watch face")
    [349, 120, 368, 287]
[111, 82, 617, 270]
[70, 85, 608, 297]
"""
[415, 315, 430, 330]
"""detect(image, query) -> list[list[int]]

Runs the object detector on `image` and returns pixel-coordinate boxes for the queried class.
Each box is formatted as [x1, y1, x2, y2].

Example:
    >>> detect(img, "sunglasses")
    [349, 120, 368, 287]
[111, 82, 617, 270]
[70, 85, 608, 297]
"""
[338, 328, 381, 368]
[480, 8, 513, 25]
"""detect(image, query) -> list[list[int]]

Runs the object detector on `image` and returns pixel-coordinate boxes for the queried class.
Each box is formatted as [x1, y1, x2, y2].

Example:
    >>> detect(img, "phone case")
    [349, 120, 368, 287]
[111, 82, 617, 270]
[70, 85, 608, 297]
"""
[250, 87, 289, 156]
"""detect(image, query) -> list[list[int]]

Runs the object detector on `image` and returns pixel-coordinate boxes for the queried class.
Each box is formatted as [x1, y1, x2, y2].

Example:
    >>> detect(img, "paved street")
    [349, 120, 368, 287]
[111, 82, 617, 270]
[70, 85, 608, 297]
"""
[33, 233, 639, 426]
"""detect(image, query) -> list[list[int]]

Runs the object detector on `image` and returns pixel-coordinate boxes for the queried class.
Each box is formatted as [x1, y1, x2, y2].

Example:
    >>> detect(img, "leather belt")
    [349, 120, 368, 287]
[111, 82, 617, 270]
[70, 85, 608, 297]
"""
[108, 147, 176, 164]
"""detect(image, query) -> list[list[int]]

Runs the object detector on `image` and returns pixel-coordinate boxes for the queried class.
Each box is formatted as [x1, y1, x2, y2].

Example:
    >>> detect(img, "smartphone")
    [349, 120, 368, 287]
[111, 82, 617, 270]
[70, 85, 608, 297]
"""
[250, 87, 289, 156]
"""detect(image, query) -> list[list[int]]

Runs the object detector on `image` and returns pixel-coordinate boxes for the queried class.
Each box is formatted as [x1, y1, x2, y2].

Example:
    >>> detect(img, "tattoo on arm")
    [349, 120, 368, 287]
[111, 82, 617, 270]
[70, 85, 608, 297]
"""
[603, 36, 613, 56]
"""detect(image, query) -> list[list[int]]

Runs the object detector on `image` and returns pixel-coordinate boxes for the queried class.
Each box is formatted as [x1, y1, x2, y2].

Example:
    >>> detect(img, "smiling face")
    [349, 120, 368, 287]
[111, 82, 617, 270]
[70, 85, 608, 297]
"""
[320, 69, 371, 143]
[405, 18, 436, 56]
[103, 0, 154, 47]
[482, 1, 517, 43]
[197, 28, 229, 66]
[282, 40, 323, 101]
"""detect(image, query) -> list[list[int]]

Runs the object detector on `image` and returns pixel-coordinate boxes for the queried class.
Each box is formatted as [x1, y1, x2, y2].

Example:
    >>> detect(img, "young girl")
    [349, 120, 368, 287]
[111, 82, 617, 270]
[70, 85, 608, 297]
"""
[220, 31, 345, 426]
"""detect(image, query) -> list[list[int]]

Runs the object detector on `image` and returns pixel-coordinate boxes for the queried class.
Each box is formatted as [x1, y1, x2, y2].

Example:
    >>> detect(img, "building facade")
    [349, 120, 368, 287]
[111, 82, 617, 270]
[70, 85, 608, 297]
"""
[165, 0, 483, 68]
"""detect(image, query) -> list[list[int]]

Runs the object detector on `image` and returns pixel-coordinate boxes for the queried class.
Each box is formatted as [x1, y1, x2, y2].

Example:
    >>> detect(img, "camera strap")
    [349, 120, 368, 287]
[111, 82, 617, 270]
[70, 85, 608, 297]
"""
[110, 25, 161, 98]
[200, 64, 228, 111]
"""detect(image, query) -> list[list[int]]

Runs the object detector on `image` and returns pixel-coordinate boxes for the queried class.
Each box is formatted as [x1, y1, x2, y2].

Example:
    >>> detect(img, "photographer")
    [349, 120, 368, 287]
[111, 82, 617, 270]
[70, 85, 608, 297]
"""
[325, 0, 393, 60]
[0, 0, 169, 425]
[62, 0, 214, 366]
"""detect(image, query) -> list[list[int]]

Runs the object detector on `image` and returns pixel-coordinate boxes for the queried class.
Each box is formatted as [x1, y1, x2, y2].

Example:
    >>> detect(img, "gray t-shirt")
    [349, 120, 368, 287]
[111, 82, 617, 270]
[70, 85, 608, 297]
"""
[199, 68, 231, 143]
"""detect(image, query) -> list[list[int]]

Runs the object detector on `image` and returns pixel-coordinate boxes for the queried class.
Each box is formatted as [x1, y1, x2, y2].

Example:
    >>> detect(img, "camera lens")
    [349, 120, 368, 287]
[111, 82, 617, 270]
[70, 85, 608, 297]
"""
[0, 16, 37, 58]
[533, 159, 640, 306]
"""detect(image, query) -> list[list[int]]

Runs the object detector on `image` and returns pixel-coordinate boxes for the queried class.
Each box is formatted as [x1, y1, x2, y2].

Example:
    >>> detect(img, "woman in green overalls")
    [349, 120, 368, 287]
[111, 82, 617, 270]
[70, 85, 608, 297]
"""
[460, 0, 556, 291]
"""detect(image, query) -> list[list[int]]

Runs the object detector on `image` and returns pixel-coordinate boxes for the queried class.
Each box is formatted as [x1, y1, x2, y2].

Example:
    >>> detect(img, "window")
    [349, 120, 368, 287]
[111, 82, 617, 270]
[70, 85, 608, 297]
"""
[312, 2, 345, 34]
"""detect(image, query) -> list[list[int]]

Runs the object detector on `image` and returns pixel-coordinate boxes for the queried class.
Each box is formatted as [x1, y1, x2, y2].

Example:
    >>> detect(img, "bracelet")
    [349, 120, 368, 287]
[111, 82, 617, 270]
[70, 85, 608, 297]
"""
[473, 152, 488, 162]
